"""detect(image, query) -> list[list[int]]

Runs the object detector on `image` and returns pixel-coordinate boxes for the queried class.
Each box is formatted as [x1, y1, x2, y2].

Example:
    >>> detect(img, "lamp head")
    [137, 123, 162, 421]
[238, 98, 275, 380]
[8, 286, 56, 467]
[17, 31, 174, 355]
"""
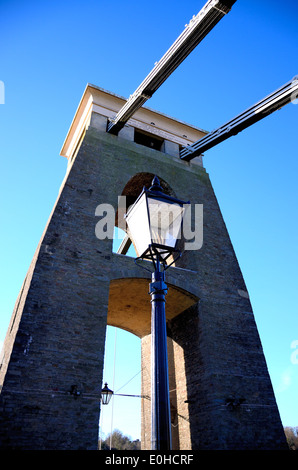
[125, 176, 189, 267]
[101, 382, 113, 405]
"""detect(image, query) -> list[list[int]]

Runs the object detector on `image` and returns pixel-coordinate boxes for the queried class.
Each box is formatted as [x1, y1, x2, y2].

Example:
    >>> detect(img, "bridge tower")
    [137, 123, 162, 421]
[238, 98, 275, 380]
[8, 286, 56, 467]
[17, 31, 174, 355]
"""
[0, 85, 287, 450]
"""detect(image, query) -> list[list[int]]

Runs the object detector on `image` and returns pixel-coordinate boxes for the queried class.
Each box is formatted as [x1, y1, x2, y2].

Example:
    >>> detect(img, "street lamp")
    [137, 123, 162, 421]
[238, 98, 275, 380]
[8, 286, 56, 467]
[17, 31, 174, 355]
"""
[100, 382, 149, 451]
[125, 176, 189, 451]
[101, 382, 114, 405]
[101, 382, 150, 402]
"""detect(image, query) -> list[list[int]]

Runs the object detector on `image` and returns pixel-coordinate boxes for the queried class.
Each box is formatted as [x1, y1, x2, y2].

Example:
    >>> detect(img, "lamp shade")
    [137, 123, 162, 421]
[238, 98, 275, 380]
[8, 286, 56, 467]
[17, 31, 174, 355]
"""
[125, 176, 189, 262]
[101, 383, 113, 405]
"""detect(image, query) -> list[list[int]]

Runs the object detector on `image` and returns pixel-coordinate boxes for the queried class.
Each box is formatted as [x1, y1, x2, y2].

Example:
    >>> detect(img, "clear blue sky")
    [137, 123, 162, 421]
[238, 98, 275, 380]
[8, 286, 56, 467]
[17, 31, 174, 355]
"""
[0, 0, 297, 443]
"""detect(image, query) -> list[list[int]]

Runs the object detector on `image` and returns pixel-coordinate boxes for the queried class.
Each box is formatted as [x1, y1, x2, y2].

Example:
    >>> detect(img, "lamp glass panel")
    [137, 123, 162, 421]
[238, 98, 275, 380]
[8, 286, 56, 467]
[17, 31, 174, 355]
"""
[125, 193, 151, 257]
[102, 391, 113, 405]
[147, 197, 184, 249]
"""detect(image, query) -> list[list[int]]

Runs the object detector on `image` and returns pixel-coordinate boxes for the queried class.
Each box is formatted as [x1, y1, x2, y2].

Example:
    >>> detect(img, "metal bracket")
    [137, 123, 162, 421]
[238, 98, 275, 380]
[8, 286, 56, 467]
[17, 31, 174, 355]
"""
[149, 279, 168, 295]
[134, 244, 181, 273]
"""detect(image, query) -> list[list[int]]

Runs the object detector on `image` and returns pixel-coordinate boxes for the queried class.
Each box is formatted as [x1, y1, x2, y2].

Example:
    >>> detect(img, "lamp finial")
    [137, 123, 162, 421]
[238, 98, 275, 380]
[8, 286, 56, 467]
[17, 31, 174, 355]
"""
[150, 175, 163, 192]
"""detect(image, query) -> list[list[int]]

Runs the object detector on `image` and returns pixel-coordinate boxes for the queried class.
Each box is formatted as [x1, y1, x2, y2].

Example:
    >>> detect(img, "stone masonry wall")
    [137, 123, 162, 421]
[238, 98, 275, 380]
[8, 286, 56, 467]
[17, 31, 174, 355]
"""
[0, 116, 288, 449]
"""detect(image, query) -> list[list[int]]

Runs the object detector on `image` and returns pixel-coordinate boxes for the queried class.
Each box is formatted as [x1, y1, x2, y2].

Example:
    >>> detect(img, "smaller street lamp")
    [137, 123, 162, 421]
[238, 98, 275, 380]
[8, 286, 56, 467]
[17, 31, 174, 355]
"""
[101, 382, 114, 405]
[125, 176, 189, 451]
[101, 382, 149, 404]
[100, 382, 149, 450]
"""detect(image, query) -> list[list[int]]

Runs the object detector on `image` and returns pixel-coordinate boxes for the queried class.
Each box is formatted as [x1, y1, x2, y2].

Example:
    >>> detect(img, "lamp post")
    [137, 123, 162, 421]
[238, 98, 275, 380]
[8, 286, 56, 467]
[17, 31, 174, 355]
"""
[125, 176, 189, 451]
[101, 383, 149, 403]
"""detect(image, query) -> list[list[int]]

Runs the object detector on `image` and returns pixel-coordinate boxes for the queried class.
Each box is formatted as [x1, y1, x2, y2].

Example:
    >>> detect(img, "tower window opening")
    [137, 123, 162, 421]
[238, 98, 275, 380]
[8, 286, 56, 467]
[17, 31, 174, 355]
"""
[134, 129, 163, 151]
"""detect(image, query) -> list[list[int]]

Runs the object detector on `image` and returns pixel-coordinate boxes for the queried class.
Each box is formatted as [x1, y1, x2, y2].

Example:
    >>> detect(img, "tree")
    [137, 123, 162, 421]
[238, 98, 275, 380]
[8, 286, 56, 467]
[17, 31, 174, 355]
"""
[284, 427, 298, 450]
[99, 429, 141, 450]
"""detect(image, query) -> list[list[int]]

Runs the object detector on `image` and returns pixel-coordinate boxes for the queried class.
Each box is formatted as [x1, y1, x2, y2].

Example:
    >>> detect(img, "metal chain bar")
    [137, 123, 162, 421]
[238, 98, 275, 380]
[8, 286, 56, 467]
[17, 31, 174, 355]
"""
[180, 76, 298, 161]
[107, 0, 236, 135]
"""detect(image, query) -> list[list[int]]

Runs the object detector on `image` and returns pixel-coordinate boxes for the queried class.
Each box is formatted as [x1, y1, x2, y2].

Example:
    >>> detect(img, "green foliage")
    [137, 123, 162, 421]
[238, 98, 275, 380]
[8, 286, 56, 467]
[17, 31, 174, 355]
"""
[99, 429, 141, 450]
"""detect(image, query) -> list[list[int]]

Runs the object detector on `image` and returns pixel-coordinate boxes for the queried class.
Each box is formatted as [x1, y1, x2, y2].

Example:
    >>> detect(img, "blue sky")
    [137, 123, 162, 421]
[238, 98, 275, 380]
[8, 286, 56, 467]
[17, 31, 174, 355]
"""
[0, 0, 297, 443]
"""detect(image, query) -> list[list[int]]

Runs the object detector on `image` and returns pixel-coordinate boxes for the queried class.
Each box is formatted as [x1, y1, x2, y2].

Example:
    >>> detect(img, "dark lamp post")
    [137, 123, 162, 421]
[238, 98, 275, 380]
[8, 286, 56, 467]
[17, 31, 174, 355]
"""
[101, 382, 113, 405]
[125, 176, 189, 451]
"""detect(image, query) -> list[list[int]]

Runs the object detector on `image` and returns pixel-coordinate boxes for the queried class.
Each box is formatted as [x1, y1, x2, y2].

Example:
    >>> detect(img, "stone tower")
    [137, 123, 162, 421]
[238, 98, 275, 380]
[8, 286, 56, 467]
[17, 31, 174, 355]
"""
[0, 84, 287, 450]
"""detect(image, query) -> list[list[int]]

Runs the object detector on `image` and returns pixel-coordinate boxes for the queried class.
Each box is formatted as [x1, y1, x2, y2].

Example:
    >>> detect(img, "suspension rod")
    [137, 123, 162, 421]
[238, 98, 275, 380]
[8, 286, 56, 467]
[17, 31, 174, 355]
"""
[107, 0, 236, 135]
[180, 76, 298, 161]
